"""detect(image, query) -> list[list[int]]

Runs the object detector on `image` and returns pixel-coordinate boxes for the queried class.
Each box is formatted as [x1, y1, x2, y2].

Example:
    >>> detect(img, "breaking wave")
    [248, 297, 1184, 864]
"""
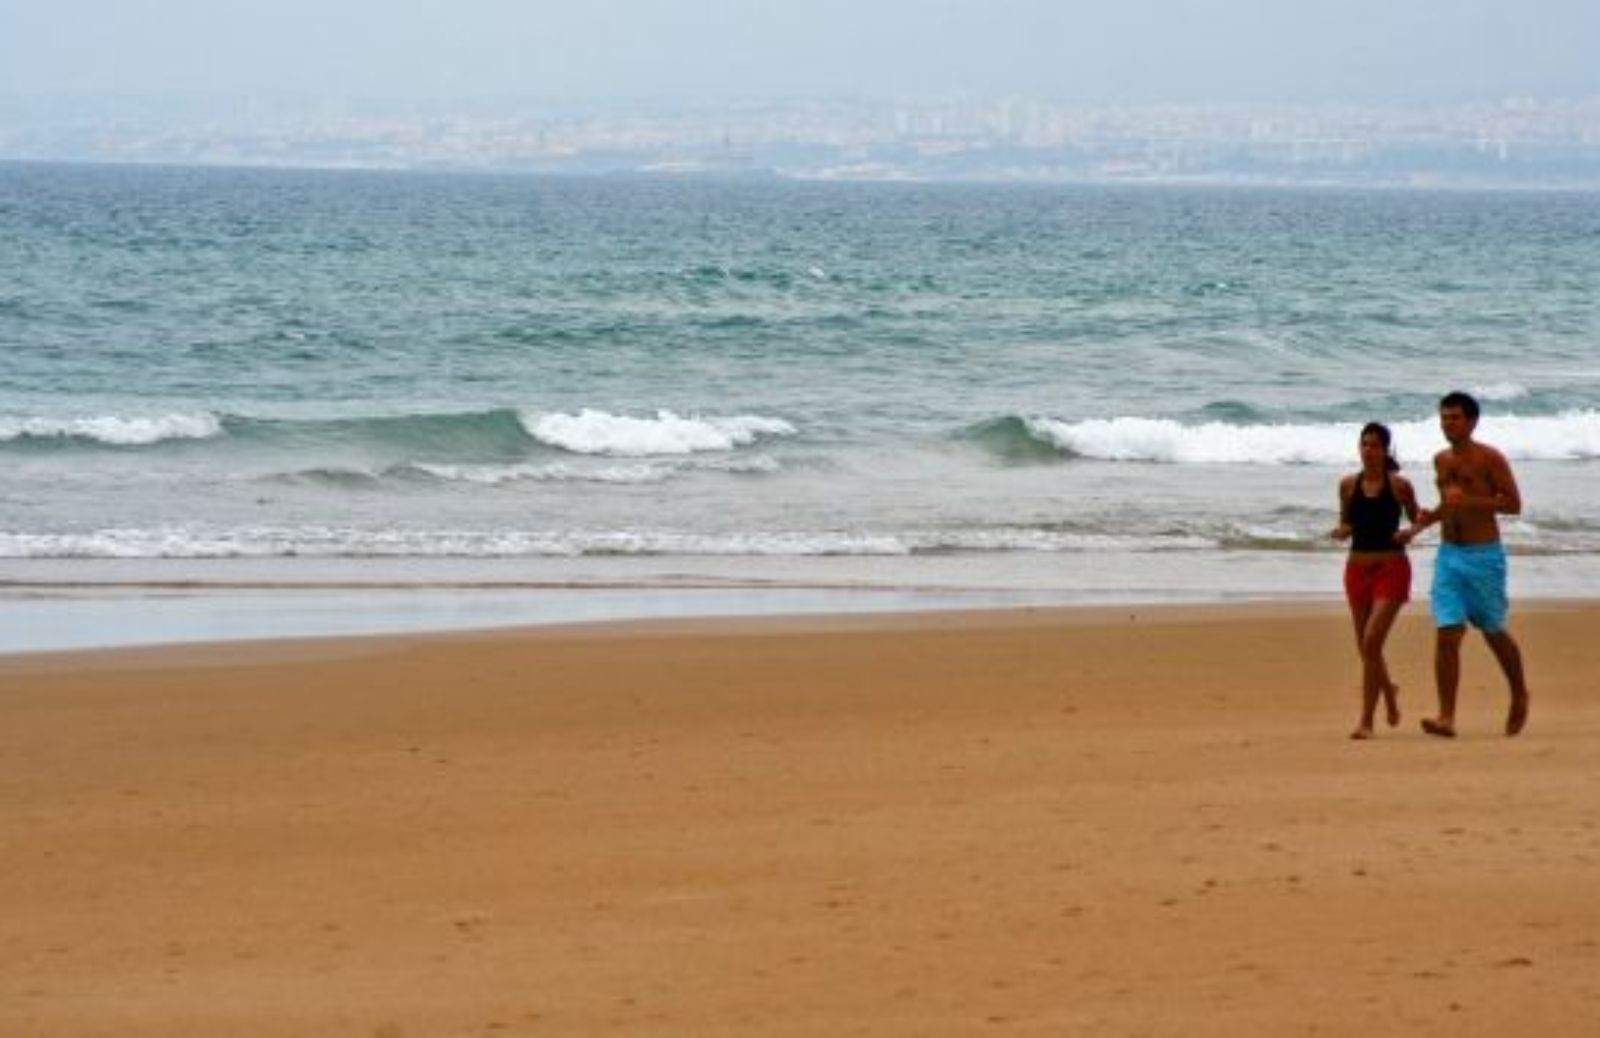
[0, 412, 223, 447]
[521, 409, 796, 456]
[0, 406, 798, 459]
[983, 411, 1600, 466]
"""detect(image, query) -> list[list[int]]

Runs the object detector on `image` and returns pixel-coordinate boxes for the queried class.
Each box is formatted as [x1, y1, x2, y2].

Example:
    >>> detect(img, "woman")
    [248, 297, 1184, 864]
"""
[1331, 422, 1421, 739]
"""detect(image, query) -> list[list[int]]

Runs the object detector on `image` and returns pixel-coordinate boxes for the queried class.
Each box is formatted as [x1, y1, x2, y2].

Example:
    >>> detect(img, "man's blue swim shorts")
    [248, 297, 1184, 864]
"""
[1432, 541, 1509, 633]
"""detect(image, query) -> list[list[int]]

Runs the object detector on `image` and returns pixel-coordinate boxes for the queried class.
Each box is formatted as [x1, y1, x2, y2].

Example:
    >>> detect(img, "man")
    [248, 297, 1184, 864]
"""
[1398, 391, 1530, 737]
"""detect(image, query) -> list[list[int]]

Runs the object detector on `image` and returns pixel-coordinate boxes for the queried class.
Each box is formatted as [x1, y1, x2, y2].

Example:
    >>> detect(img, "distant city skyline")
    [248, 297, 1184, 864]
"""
[3, 1, 1598, 108]
[6, 93, 1599, 190]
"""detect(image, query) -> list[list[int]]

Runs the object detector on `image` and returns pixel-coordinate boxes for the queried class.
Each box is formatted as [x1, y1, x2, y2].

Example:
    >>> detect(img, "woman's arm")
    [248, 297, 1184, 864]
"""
[1330, 476, 1354, 541]
[1395, 474, 1421, 524]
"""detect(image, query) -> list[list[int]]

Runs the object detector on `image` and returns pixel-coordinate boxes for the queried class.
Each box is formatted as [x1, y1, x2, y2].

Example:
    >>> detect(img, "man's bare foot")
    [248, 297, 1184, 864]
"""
[1506, 692, 1530, 737]
[1350, 725, 1375, 740]
[1383, 683, 1401, 727]
[1421, 717, 1457, 739]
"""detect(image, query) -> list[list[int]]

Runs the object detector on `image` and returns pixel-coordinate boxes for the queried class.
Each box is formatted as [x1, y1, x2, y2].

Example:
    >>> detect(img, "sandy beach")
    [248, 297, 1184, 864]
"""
[4, 601, 1599, 1036]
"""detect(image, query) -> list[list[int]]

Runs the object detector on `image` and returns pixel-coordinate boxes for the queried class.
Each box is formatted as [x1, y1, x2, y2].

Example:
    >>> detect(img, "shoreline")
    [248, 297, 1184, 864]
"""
[0, 584, 1145, 656]
[4, 600, 1597, 1035]
[7, 548, 1600, 655]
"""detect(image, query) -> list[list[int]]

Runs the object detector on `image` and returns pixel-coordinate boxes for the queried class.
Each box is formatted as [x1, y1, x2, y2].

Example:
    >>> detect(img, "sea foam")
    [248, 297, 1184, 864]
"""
[522, 409, 796, 456]
[0, 412, 223, 446]
[1024, 411, 1600, 465]
[1471, 382, 1529, 402]
[0, 524, 1209, 560]
[407, 454, 782, 485]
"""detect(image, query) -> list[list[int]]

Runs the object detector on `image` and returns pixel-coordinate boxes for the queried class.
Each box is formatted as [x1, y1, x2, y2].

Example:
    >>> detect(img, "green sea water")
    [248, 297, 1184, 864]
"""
[3, 161, 1599, 591]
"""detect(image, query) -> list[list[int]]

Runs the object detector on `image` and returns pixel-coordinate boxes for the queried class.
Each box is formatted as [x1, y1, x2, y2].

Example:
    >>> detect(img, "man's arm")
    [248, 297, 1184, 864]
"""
[1488, 448, 1522, 516]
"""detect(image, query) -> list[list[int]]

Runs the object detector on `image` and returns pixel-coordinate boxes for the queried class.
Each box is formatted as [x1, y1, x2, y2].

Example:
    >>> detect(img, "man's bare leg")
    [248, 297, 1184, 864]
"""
[1484, 630, 1530, 736]
[1423, 625, 1464, 737]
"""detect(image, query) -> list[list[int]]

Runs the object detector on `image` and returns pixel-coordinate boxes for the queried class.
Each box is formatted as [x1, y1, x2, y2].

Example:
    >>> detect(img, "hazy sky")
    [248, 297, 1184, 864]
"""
[3, 0, 1597, 107]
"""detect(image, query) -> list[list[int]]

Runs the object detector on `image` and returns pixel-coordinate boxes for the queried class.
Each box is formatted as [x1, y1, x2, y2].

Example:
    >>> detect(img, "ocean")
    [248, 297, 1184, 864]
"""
[3, 161, 1599, 644]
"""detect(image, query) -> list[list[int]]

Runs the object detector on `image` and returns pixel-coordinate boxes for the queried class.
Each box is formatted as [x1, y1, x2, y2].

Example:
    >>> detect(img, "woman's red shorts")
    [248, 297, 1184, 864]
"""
[1344, 553, 1412, 606]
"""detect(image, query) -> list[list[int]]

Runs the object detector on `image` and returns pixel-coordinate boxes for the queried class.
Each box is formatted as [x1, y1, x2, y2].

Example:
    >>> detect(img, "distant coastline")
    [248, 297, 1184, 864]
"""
[6, 156, 1600, 195]
[6, 94, 1600, 190]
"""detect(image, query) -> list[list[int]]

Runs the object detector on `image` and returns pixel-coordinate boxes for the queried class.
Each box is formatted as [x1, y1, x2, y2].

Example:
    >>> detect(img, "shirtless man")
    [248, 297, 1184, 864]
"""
[1397, 391, 1530, 737]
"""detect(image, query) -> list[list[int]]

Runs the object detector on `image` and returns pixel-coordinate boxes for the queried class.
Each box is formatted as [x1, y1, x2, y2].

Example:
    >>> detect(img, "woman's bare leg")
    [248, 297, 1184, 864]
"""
[1354, 598, 1405, 739]
[1348, 600, 1376, 737]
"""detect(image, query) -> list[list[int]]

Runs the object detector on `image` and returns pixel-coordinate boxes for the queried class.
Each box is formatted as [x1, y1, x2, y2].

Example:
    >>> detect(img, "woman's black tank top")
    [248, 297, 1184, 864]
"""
[1349, 473, 1403, 552]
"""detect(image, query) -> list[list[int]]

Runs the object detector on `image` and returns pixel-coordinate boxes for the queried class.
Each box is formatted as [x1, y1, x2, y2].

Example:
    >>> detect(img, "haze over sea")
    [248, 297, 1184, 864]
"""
[3, 162, 1599, 644]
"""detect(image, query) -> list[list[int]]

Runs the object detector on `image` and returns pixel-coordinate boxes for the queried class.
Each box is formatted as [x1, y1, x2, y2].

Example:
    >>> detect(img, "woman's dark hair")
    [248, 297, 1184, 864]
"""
[1360, 421, 1400, 472]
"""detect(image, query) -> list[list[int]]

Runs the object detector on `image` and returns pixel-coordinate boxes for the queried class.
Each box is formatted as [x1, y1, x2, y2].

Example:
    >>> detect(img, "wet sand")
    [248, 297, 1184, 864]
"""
[4, 602, 1599, 1035]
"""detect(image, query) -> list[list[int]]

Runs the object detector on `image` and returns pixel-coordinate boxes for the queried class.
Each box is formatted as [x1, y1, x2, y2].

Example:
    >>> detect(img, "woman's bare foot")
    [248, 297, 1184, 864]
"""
[1383, 682, 1401, 727]
[1349, 725, 1375, 740]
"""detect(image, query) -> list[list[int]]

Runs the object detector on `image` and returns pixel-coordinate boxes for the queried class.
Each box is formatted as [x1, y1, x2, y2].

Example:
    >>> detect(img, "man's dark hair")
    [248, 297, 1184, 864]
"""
[1439, 390, 1480, 421]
